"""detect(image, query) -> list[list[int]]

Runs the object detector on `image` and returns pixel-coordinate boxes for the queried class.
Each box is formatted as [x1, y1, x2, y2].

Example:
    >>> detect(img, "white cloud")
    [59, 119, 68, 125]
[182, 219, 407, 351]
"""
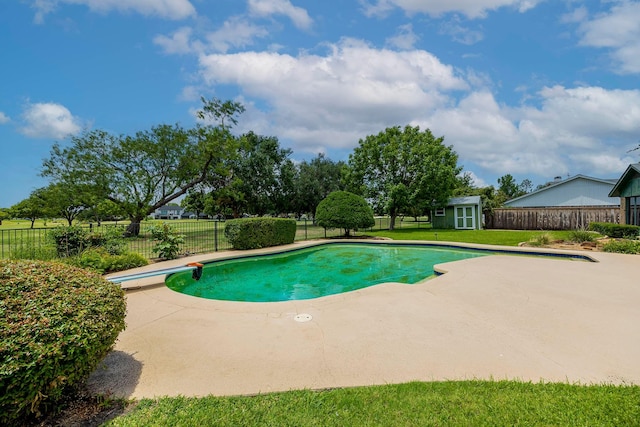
[155, 18, 269, 55]
[31, 0, 196, 23]
[577, 1, 640, 74]
[385, 24, 419, 50]
[197, 38, 467, 152]
[248, 0, 313, 30]
[0, 112, 9, 124]
[206, 16, 269, 53]
[154, 26, 196, 54]
[360, 0, 541, 19]
[560, 6, 588, 24]
[422, 85, 640, 179]
[464, 171, 488, 188]
[193, 38, 640, 180]
[439, 16, 484, 45]
[20, 102, 83, 139]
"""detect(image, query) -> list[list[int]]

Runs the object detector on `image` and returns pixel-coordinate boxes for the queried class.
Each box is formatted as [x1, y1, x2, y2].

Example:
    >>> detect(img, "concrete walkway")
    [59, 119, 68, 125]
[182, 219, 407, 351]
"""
[88, 241, 640, 398]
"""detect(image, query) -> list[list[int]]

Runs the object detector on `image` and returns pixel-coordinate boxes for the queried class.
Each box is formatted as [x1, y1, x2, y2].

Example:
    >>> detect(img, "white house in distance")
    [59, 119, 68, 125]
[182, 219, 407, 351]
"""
[150, 205, 185, 220]
[504, 175, 619, 208]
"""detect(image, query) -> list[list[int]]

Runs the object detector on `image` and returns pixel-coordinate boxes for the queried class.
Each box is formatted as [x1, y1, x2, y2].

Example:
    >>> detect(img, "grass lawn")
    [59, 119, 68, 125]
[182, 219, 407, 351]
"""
[106, 381, 640, 426]
[368, 227, 574, 246]
[97, 224, 632, 426]
[9, 221, 633, 425]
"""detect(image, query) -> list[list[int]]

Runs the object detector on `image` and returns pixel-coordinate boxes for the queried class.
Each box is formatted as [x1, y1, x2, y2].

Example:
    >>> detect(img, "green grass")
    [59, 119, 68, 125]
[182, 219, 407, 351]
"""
[369, 227, 574, 246]
[106, 381, 640, 426]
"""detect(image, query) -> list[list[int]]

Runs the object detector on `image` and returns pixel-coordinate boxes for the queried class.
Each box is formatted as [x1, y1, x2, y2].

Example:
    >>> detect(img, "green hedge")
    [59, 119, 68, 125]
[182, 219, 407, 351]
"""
[602, 239, 640, 254]
[224, 218, 296, 250]
[67, 248, 149, 274]
[588, 222, 640, 238]
[0, 260, 126, 424]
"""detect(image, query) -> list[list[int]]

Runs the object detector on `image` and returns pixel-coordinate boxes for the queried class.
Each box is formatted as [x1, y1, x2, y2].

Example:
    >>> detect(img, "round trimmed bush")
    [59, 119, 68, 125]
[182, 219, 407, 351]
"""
[0, 260, 126, 424]
[316, 191, 375, 236]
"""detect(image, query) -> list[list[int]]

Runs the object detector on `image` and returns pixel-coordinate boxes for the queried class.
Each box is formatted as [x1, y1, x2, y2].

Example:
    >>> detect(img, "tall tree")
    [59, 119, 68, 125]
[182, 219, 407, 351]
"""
[9, 189, 49, 228]
[347, 125, 461, 230]
[181, 189, 207, 219]
[42, 98, 244, 235]
[497, 174, 520, 199]
[37, 182, 88, 226]
[497, 174, 531, 203]
[231, 132, 293, 216]
[80, 199, 123, 225]
[295, 153, 345, 216]
[0, 208, 9, 226]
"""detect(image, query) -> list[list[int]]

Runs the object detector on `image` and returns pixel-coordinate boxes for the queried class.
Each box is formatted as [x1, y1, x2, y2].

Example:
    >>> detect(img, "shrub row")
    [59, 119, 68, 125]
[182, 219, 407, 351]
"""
[224, 218, 296, 250]
[0, 260, 126, 424]
[47, 225, 126, 257]
[602, 239, 640, 254]
[66, 247, 148, 274]
[588, 222, 640, 239]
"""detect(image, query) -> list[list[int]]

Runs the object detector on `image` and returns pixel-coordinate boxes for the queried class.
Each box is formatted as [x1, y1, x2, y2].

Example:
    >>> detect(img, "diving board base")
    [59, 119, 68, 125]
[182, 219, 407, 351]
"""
[107, 262, 204, 284]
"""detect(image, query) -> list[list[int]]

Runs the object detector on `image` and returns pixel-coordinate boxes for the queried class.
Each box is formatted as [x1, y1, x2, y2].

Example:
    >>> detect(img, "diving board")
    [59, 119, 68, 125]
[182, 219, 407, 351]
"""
[107, 262, 204, 284]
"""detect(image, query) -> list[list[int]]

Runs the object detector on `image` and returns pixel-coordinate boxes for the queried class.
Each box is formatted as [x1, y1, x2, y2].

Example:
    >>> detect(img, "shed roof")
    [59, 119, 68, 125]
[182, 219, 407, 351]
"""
[448, 196, 481, 206]
[608, 163, 640, 197]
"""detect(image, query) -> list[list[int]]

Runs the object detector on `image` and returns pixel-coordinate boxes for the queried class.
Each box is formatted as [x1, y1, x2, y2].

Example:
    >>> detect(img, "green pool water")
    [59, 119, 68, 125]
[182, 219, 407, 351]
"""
[165, 243, 488, 302]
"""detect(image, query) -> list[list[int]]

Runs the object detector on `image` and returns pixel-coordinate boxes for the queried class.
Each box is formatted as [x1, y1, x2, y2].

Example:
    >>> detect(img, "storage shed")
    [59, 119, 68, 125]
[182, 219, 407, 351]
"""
[432, 196, 482, 230]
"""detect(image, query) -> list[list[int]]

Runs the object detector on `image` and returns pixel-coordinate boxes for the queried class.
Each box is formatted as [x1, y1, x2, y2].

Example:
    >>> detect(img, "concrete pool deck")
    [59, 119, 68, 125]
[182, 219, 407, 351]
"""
[89, 240, 640, 398]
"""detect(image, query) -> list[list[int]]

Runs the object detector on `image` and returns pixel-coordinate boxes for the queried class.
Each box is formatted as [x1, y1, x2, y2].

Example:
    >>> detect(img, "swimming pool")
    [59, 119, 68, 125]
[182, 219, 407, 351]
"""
[165, 243, 489, 302]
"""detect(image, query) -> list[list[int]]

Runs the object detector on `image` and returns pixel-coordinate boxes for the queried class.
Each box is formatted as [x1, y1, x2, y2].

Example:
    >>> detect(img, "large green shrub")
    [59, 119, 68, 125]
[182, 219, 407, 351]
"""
[67, 247, 149, 274]
[588, 222, 640, 239]
[88, 226, 127, 255]
[224, 218, 296, 250]
[315, 191, 375, 236]
[0, 260, 126, 424]
[47, 225, 89, 257]
[149, 223, 185, 259]
[602, 239, 640, 254]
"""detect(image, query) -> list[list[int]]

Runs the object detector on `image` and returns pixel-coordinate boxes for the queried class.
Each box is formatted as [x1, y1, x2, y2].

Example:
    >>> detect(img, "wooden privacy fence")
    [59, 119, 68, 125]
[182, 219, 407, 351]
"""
[486, 207, 620, 230]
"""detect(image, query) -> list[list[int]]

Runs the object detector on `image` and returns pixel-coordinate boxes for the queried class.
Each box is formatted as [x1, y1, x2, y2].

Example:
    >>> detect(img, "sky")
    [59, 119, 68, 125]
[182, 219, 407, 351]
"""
[1, 0, 640, 208]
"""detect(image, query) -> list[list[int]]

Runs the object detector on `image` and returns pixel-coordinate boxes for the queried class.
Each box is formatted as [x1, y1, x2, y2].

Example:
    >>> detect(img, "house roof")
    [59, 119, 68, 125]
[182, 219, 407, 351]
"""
[155, 205, 184, 211]
[448, 196, 481, 206]
[505, 174, 616, 206]
[608, 163, 640, 197]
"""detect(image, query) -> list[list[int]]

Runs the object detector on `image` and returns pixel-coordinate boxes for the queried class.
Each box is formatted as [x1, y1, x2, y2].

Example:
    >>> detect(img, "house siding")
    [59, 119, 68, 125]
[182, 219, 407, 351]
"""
[618, 177, 640, 197]
[505, 177, 618, 208]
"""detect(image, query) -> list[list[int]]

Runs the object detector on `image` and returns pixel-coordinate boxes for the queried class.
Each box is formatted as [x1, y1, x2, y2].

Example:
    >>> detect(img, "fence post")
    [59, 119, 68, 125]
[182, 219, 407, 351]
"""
[214, 221, 218, 252]
[304, 219, 308, 240]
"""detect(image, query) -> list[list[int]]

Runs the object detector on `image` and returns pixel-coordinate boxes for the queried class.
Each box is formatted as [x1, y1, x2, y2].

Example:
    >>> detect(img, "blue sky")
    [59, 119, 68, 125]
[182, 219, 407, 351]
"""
[1, 0, 640, 207]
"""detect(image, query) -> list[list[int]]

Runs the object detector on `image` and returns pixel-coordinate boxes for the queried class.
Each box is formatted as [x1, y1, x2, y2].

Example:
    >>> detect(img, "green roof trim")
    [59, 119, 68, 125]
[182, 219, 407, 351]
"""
[609, 164, 640, 197]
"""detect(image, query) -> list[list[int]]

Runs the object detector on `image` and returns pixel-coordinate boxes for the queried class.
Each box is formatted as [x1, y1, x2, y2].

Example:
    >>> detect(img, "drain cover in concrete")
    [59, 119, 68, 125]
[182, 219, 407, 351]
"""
[294, 313, 312, 322]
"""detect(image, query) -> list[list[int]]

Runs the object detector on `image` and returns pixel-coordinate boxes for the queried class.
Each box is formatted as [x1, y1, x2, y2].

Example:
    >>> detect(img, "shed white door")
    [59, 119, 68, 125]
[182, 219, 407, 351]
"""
[455, 206, 476, 229]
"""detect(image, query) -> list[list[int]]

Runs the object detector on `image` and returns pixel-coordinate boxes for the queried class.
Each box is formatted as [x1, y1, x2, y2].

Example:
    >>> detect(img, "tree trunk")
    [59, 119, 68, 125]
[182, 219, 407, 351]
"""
[125, 219, 143, 237]
[389, 212, 397, 231]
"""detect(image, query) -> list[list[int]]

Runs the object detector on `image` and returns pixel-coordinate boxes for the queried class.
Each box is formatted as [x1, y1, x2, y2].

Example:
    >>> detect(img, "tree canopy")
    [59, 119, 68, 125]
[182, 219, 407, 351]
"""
[315, 191, 375, 236]
[295, 153, 345, 217]
[9, 189, 48, 228]
[41, 98, 244, 235]
[347, 125, 460, 230]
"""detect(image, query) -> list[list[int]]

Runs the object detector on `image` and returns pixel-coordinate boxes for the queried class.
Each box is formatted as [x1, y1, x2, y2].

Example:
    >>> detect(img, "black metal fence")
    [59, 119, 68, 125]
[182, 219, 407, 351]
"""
[0, 217, 429, 260]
